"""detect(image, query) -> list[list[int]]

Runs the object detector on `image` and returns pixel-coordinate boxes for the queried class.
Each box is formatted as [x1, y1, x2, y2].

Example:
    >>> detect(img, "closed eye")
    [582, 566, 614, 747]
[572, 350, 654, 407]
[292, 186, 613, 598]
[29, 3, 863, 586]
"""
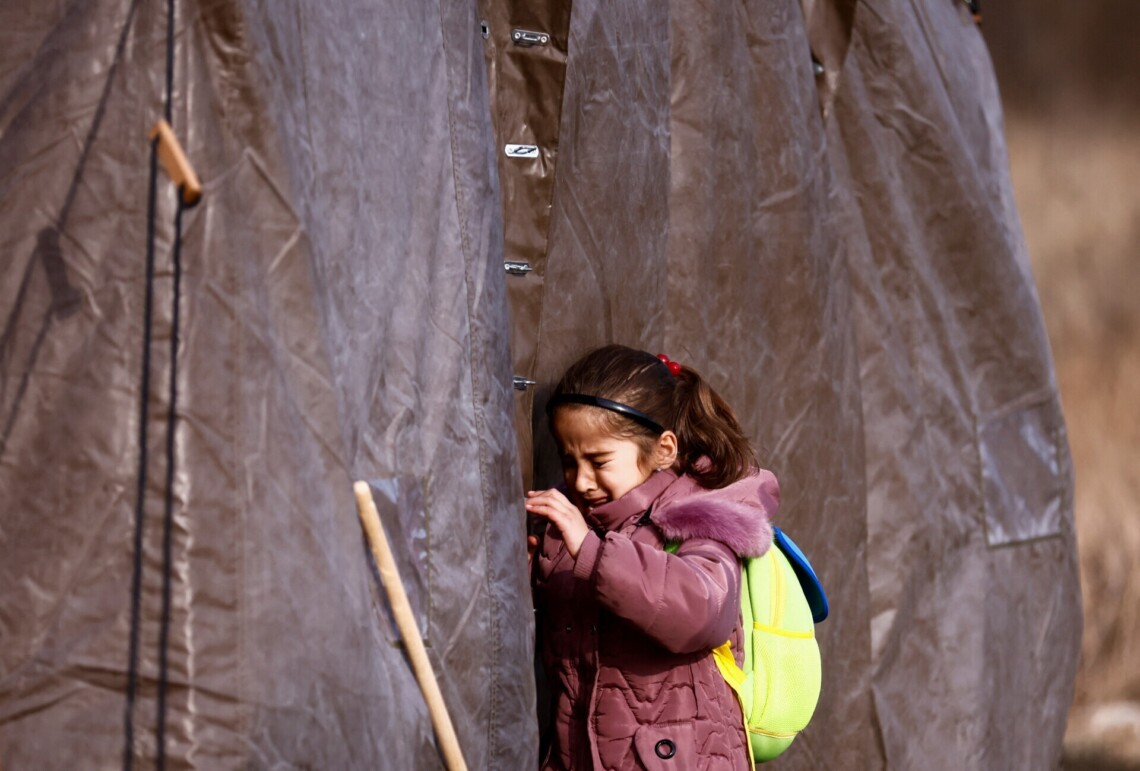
[559, 453, 613, 468]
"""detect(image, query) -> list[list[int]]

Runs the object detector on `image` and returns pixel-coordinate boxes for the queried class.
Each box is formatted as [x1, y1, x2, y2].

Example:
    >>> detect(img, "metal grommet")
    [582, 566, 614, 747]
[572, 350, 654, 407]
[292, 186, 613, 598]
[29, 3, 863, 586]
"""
[654, 739, 676, 759]
[480, 20, 489, 39]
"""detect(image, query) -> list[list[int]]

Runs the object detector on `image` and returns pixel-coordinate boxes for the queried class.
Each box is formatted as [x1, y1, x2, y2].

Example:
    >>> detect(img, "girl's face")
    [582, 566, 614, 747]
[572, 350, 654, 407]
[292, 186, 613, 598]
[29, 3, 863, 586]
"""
[551, 407, 676, 513]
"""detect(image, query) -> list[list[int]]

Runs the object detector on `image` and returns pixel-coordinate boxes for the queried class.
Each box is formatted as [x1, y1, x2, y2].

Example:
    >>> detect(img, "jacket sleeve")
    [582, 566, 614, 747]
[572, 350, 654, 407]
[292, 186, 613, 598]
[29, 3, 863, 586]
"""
[574, 531, 740, 654]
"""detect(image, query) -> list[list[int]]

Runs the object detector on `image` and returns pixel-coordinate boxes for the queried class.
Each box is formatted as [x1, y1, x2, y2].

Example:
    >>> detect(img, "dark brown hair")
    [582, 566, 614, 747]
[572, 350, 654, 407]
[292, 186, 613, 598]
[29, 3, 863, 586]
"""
[548, 344, 756, 488]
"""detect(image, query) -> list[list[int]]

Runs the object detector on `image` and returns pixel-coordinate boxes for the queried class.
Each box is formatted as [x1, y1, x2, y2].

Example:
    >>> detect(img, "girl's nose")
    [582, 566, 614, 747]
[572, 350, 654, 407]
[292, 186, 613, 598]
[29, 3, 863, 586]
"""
[572, 464, 595, 493]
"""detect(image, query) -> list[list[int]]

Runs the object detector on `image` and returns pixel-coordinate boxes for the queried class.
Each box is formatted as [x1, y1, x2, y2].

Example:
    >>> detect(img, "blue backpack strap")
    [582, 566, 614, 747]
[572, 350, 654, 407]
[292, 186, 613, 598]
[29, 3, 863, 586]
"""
[772, 526, 829, 623]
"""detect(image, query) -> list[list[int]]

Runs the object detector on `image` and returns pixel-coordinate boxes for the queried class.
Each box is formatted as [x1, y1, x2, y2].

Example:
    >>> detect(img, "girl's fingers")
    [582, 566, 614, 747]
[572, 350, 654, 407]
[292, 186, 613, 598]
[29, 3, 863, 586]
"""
[525, 502, 565, 520]
[525, 490, 565, 510]
[525, 497, 582, 528]
[526, 493, 572, 511]
[524, 489, 588, 558]
[527, 487, 571, 503]
[527, 534, 538, 570]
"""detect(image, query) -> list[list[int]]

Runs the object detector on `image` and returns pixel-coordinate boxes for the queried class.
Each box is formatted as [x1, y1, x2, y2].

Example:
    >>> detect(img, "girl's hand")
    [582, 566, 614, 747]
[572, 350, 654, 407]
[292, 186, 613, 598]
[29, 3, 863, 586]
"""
[524, 488, 590, 558]
[527, 534, 539, 571]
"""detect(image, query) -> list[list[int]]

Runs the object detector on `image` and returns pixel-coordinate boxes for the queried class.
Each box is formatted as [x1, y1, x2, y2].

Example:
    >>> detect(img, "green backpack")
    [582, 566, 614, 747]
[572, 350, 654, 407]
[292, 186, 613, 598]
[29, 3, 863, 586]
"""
[667, 526, 828, 764]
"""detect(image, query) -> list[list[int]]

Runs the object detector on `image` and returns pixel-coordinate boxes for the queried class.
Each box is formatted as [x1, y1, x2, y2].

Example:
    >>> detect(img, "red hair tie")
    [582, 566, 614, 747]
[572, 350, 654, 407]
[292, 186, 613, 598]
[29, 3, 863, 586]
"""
[656, 353, 682, 377]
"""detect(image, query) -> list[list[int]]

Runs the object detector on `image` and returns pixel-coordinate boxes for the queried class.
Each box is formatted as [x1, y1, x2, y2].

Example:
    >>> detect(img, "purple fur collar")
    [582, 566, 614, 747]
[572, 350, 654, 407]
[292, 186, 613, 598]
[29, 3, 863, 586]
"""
[648, 470, 778, 558]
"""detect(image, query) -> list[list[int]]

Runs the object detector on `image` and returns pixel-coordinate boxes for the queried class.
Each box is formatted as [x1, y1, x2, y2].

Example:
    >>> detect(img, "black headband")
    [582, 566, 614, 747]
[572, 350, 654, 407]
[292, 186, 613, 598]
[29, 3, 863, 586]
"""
[546, 393, 665, 435]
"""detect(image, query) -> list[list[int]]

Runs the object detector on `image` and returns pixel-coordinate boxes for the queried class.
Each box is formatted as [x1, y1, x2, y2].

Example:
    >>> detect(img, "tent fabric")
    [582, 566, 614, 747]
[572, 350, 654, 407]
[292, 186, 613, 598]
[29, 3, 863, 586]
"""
[830, 5, 1081, 767]
[1, 0, 1080, 769]
[503, 0, 1078, 768]
[480, 0, 574, 494]
[519, 1, 871, 764]
[2, 0, 534, 768]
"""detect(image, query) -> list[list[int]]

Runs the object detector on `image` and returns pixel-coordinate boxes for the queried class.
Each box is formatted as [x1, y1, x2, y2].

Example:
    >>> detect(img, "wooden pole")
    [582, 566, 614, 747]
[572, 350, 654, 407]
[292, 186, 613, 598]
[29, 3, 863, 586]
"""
[353, 481, 468, 771]
[148, 119, 202, 206]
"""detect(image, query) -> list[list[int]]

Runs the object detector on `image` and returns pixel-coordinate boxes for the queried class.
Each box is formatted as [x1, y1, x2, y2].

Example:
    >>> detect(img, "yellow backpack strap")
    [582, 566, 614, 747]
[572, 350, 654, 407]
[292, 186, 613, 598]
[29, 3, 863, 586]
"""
[712, 641, 745, 688]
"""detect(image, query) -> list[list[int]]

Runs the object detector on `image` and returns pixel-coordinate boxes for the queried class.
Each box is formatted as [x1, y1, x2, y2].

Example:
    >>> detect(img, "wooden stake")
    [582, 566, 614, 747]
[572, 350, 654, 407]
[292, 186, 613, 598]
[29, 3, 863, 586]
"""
[353, 481, 468, 771]
[149, 119, 202, 206]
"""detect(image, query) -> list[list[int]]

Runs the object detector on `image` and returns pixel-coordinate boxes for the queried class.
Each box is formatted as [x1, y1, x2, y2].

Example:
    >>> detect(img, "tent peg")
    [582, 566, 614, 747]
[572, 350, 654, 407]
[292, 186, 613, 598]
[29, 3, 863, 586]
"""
[149, 119, 202, 206]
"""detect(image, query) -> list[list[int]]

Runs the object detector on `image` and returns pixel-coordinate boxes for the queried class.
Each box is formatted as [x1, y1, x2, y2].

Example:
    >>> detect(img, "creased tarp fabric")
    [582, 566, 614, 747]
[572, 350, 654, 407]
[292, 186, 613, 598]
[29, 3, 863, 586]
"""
[830, 5, 1081, 768]
[1, 1, 1081, 771]
[480, 0, 575, 493]
[507, 0, 1080, 769]
[523, 0, 870, 764]
[0, 0, 535, 769]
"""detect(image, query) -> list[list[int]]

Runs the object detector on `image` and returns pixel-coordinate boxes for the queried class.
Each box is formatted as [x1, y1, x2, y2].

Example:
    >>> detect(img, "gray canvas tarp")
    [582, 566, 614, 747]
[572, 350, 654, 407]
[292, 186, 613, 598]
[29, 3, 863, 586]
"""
[1, 0, 1080, 769]
[2, 1, 532, 768]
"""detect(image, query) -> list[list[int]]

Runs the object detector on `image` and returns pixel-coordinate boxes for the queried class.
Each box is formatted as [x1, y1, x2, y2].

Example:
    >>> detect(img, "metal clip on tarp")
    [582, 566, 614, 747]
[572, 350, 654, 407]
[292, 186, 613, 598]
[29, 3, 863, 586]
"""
[504, 261, 533, 275]
[511, 29, 549, 47]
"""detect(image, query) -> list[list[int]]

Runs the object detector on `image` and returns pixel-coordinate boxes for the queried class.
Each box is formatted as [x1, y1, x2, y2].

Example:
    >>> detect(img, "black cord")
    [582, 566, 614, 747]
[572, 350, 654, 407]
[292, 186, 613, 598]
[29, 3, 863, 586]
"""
[155, 189, 184, 771]
[153, 0, 183, 764]
[123, 136, 160, 771]
[163, 0, 174, 124]
[125, 0, 180, 763]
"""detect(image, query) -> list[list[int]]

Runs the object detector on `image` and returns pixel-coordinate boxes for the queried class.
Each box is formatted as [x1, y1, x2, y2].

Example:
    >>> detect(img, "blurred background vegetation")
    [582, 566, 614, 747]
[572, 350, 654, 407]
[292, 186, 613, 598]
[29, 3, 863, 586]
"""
[982, 1, 1140, 767]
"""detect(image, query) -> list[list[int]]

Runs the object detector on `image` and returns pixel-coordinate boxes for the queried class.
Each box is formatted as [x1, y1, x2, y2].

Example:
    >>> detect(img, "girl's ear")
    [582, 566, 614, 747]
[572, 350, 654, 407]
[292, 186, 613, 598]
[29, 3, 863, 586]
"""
[653, 430, 679, 470]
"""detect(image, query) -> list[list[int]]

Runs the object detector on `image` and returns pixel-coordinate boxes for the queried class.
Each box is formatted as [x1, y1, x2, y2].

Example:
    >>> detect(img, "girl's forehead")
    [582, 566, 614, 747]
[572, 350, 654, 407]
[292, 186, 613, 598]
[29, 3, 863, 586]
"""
[551, 406, 623, 445]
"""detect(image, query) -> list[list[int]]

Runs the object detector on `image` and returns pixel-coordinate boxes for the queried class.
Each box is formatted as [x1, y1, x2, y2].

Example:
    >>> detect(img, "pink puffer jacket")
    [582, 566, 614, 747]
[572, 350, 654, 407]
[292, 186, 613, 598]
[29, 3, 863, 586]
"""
[533, 467, 778, 770]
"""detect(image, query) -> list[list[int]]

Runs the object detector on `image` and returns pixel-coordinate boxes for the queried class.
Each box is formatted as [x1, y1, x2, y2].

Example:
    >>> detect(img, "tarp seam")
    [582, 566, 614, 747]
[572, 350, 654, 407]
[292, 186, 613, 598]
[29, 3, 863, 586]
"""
[438, 0, 501, 760]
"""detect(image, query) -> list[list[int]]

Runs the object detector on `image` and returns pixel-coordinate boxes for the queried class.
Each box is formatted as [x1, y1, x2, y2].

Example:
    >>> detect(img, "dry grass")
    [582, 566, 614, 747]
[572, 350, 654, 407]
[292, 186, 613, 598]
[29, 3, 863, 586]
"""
[1005, 113, 1140, 765]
